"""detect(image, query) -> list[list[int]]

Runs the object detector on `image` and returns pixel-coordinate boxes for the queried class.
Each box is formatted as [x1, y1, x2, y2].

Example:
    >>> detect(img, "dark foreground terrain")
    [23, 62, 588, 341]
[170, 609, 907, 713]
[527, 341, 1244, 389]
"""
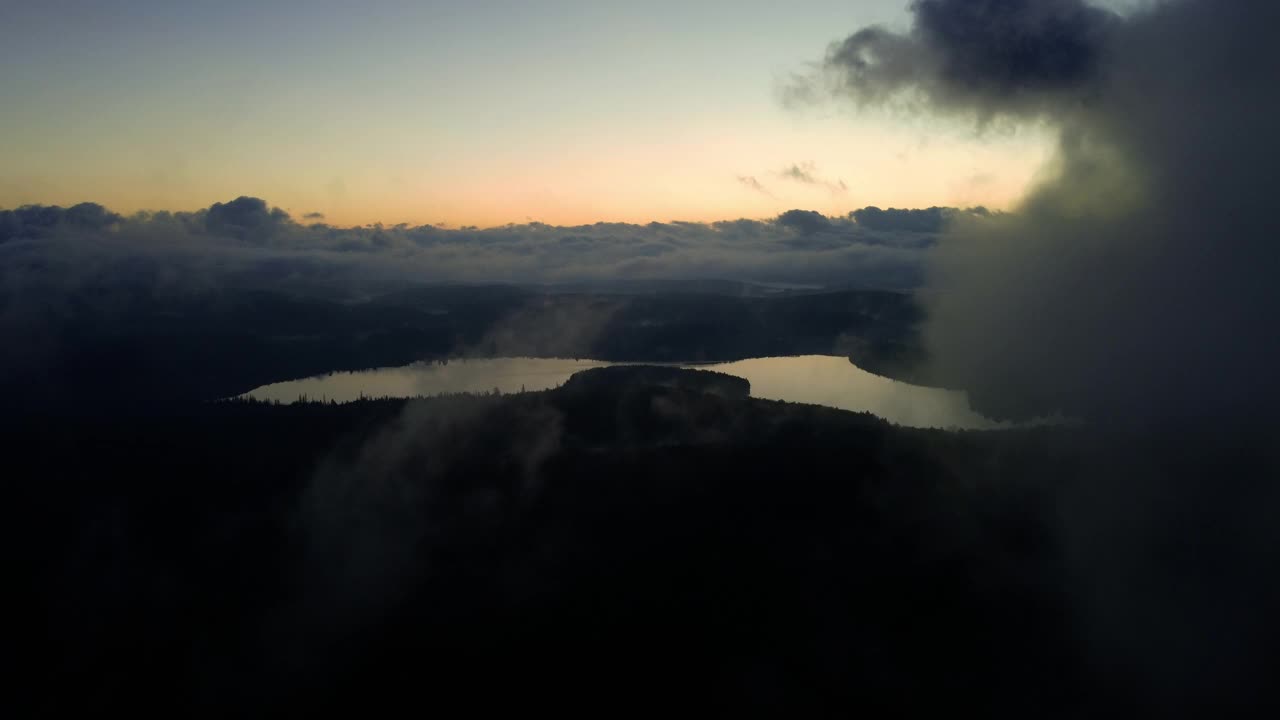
[12, 366, 1280, 717]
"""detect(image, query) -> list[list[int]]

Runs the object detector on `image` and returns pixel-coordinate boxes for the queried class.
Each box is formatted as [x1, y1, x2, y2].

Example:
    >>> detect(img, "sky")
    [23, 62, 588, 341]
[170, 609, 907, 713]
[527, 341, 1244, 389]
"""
[0, 0, 1057, 226]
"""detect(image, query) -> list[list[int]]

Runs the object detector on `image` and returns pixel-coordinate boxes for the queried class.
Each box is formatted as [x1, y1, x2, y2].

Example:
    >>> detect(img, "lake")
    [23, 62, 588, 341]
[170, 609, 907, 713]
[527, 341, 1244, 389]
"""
[238, 355, 1020, 430]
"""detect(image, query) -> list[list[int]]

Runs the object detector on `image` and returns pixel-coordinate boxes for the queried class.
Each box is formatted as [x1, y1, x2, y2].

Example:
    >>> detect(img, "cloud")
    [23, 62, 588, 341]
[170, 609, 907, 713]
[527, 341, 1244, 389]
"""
[775, 209, 832, 235]
[204, 195, 292, 243]
[851, 205, 986, 233]
[0, 198, 953, 297]
[0, 202, 121, 242]
[800, 0, 1280, 428]
[797, 0, 1119, 123]
[777, 161, 848, 194]
[303, 211, 326, 221]
[735, 175, 773, 196]
[799, 7, 1280, 711]
[780, 163, 819, 184]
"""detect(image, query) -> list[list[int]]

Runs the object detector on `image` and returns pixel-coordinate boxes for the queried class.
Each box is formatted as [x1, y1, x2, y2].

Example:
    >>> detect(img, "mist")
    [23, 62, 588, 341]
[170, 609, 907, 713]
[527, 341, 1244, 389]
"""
[799, 0, 1280, 424]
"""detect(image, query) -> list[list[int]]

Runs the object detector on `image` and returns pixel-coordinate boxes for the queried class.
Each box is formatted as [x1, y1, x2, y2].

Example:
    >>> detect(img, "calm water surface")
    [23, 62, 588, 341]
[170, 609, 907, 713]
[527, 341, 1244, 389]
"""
[239, 355, 1022, 430]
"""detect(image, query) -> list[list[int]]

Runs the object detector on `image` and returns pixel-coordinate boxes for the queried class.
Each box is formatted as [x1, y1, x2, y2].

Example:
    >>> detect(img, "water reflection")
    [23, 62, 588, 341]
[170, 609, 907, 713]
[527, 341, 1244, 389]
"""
[242, 357, 612, 404]
[240, 355, 1018, 430]
[693, 356, 1007, 429]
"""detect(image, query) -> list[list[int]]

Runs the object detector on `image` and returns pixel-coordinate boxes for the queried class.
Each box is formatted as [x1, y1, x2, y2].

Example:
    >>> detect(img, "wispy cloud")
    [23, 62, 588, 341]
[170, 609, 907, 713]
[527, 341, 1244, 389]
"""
[777, 161, 848, 195]
[736, 175, 774, 197]
[780, 162, 819, 184]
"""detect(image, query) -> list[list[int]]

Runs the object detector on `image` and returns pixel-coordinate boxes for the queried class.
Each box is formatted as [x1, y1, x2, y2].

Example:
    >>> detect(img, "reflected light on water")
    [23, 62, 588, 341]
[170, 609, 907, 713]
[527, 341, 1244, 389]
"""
[239, 355, 1032, 430]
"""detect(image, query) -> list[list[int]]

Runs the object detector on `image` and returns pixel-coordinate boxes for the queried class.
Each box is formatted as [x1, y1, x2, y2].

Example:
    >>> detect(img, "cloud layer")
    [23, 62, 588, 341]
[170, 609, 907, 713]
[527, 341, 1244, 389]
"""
[0, 197, 974, 298]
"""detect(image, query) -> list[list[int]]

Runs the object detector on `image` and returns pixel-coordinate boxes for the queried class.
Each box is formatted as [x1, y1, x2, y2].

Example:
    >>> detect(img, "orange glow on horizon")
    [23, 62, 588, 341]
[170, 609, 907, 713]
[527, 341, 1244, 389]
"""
[1, 118, 1055, 229]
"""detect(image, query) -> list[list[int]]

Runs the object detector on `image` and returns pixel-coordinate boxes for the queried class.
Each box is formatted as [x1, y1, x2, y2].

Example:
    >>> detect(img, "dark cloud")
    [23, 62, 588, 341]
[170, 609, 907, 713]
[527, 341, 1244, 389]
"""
[303, 211, 326, 221]
[854, 206, 947, 233]
[911, 0, 1115, 102]
[63, 202, 121, 230]
[802, 0, 1280, 426]
[775, 209, 832, 235]
[1, 202, 121, 242]
[805, 0, 1119, 121]
[204, 196, 292, 242]
[851, 205, 990, 233]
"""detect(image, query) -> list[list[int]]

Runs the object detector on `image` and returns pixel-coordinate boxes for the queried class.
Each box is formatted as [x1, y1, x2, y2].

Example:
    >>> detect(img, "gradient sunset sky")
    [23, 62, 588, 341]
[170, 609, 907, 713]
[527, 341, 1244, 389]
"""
[1, 0, 1073, 227]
